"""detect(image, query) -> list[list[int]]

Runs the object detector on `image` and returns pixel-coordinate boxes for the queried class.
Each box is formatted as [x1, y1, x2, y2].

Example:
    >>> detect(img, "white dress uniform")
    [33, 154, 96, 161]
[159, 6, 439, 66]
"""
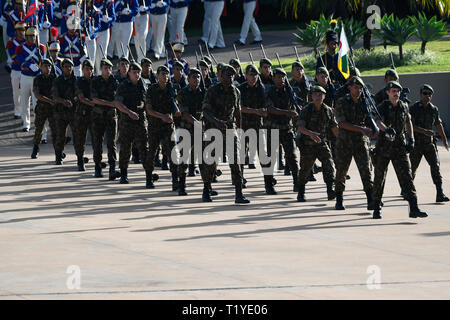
[108, 0, 138, 58]
[167, 0, 189, 45]
[94, 0, 114, 73]
[149, 0, 169, 59]
[134, 0, 151, 62]
[238, 0, 262, 44]
[203, 0, 224, 49]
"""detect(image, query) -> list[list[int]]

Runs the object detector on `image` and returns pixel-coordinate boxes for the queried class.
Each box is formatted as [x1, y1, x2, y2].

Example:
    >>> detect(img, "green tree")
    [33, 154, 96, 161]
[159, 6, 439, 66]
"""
[293, 20, 326, 55]
[410, 12, 448, 54]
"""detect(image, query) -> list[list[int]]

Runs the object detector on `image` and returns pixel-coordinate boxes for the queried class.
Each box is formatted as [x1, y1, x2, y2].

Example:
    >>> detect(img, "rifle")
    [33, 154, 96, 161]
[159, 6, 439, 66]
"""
[127, 44, 135, 62]
[294, 46, 310, 92]
[195, 50, 206, 91]
[275, 53, 301, 115]
[102, 0, 109, 17]
[138, 44, 146, 60]
[389, 52, 410, 103]
[232, 43, 245, 82]
[98, 43, 106, 59]
[260, 43, 267, 59]
[165, 48, 180, 116]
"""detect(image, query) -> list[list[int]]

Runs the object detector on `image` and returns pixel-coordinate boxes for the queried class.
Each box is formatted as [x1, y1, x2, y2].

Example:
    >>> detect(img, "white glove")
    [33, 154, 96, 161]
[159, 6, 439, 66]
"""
[121, 8, 131, 15]
[156, 1, 164, 8]
[42, 21, 51, 29]
[30, 63, 39, 72]
[54, 12, 62, 19]
[102, 15, 110, 23]
[139, 5, 147, 12]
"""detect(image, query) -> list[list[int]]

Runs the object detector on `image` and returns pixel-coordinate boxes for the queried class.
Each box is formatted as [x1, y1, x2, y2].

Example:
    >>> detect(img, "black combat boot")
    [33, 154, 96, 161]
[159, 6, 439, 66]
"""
[308, 171, 317, 182]
[326, 182, 336, 200]
[109, 162, 120, 181]
[297, 185, 306, 202]
[202, 185, 212, 202]
[55, 152, 63, 165]
[235, 185, 250, 204]
[436, 184, 449, 202]
[313, 163, 322, 173]
[248, 163, 256, 169]
[408, 197, 428, 218]
[206, 183, 218, 196]
[366, 190, 375, 210]
[278, 151, 285, 170]
[178, 177, 187, 196]
[77, 157, 85, 171]
[120, 168, 129, 184]
[145, 170, 153, 188]
[161, 155, 169, 170]
[171, 171, 179, 191]
[94, 163, 103, 177]
[31, 144, 39, 159]
[264, 175, 277, 195]
[292, 171, 299, 192]
[372, 201, 382, 219]
[188, 164, 196, 177]
[335, 192, 345, 210]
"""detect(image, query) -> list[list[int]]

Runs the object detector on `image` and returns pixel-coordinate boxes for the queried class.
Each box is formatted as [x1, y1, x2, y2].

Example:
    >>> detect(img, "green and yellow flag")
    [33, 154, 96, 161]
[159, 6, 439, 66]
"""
[338, 25, 350, 79]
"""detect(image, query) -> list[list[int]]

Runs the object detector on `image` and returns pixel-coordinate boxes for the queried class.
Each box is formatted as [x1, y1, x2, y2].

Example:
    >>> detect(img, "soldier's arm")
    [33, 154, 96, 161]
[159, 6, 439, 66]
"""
[335, 98, 372, 136]
[145, 92, 172, 123]
[76, 80, 95, 107]
[33, 79, 54, 105]
[412, 124, 434, 136]
[91, 82, 115, 107]
[52, 82, 72, 107]
[266, 93, 297, 118]
[202, 88, 226, 129]
[435, 123, 448, 151]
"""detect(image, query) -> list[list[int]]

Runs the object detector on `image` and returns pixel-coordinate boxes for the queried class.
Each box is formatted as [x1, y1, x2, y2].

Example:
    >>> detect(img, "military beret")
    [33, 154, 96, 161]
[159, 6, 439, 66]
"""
[273, 68, 287, 76]
[245, 64, 259, 75]
[259, 58, 272, 67]
[100, 58, 113, 67]
[311, 85, 327, 94]
[221, 64, 237, 75]
[82, 59, 94, 69]
[188, 68, 201, 76]
[229, 58, 240, 66]
[420, 84, 434, 93]
[216, 62, 225, 71]
[198, 60, 209, 68]
[141, 57, 152, 65]
[61, 58, 74, 66]
[348, 76, 364, 87]
[119, 57, 130, 64]
[292, 60, 304, 69]
[203, 56, 212, 65]
[385, 68, 399, 79]
[157, 65, 170, 74]
[172, 60, 184, 69]
[386, 80, 402, 91]
[316, 66, 329, 75]
[41, 58, 53, 66]
[129, 62, 142, 71]
[326, 31, 338, 43]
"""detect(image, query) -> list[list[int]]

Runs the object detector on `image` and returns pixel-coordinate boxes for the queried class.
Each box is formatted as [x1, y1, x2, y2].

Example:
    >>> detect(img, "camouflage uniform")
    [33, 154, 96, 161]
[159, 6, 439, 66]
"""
[409, 101, 443, 185]
[73, 76, 93, 161]
[334, 94, 374, 194]
[373, 100, 416, 203]
[52, 73, 77, 158]
[200, 83, 243, 187]
[374, 88, 388, 105]
[116, 78, 151, 171]
[297, 102, 337, 187]
[91, 75, 119, 166]
[33, 73, 57, 148]
[290, 78, 310, 108]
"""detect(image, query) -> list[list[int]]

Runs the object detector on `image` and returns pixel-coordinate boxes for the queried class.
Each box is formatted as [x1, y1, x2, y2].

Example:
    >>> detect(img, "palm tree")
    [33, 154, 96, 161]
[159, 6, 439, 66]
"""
[410, 12, 448, 54]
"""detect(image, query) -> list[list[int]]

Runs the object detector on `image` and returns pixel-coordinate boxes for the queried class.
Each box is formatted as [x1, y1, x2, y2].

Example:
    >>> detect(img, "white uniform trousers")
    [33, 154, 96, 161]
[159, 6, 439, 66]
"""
[40, 29, 50, 47]
[85, 37, 97, 66]
[19, 74, 36, 130]
[207, 1, 225, 48]
[239, 1, 262, 43]
[11, 70, 21, 117]
[134, 13, 149, 62]
[200, 1, 212, 43]
[107, 24, 117, 57]
[168, 6, 188, 44]
[149, 13, 167, 59]
[96, 29, 110, 74]
[112, 21, 134, 58]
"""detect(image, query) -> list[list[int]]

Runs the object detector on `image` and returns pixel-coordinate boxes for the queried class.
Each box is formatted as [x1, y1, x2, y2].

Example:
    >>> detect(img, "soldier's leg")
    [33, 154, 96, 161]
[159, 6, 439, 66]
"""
[372, 154, 391, 213]
[105, 113, 118, 165]
[118, 120, 134, 174]
[91, 113, 106, 177]
[54, 114, 69, 164]
[47, 110, 58, 153]
[146, 129, 161, 177]
[334, 139, 353, 194]
[161, 130, 179, 191]
[423, 143, 447, 201]
[352, 140, 375, 209]
[72, 113, 89, 162]
[297, 146, 317, 201]
[317, 143, 336, 201]
[280, 129, 299, 191]
[32, 104, 46, 146]
[199, 139, 217, 201]
[409, 145, 423, 180]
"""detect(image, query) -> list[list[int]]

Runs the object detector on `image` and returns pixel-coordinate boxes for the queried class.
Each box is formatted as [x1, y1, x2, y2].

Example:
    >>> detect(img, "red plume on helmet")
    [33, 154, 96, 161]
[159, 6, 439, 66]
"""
[50, 27, 58, 41]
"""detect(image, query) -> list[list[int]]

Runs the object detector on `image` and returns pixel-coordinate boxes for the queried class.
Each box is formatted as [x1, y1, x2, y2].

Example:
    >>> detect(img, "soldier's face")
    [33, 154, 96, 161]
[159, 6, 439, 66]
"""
[83, 66, 93, 78]
[157, 71, 169, 85]
[273, 73, 285, 88]
[62, 63, 73, 76]
[261, 64, 271, 77]
[421, 90, 432, 104]
[188, 73, 201, 88]
[231, 64, 240, 74]
[174, 66, 183, 77]
[327, 41, 337, 53]
[221, 70, 234, 86]
[349, 84, 363, 98]
[128, 69, 141, 83]
[101, 65, 112, 77]
[25, 35, 36, 45]
[312, 92, 325, 104]
[317, 73, 328, 86]
[41, 64, 51, 75]
[200, 66, 208, 78]
[119, 62, 129, 74]
[50, 50, 58, 60]
[16, 29, 25, 39]
[387, 88, 401, 102]
[292, 66, 304, 80]
[246, 72, 258, 86]
[141, 63, 151, 75]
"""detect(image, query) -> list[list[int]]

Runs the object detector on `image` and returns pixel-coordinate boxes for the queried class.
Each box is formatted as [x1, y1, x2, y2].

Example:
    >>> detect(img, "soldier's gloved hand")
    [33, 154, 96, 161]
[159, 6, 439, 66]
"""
[102, 15, 110, 23]
[156, 1, 165, 8]
[406, 138, 415, 153]
[43, 21, 51, 29]
[121, 8, 131, 15]
[30, 63, 40, 72]
[385, 127, 396, 137]
[54, 12, 62, 19]
[139, 5, 147, 12]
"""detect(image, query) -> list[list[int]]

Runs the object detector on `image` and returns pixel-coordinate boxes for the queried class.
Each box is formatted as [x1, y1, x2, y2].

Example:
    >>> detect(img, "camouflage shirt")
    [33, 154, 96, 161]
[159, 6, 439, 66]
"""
[92, 75, 119, 114]
[171, 75, 188, 94]
[335, 94, 372, 142]
[52, 74, 77, 113]
[290, 78, 310, 107]
[265, 85, 295, 130]
[238, 81, 265, 129]
[202, 83, 241, 130]
[310, 82, 335, 109]
[298, 102, 338, 146]
[33, 73, 55, 107]
[409, 101, 442, 145]
[176, 85, 205, 130]
[142, 71, 157, 86]
[374, 88, 388, 105]
[376, 100, 411, 151]
[116, 78, 147, 117]
[75, 76, 92, 115]
[146, 83, 176, 131]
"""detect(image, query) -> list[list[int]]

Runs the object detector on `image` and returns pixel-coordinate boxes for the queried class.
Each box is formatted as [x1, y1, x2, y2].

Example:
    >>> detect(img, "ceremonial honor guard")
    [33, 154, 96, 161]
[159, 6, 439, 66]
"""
[148, 0, 169, 60]
[168, 0, 189, 45]
[94, 0, 115, 73]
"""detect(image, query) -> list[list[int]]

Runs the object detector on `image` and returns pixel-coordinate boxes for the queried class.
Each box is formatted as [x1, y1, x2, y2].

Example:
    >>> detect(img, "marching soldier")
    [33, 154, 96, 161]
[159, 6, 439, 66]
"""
[51, 58, 77, 166]
[296, 85, 338, 202]
[314, 67, 335, 109]
[171, 60, 188, 91]
[58, 23, 88, 76]
[93, 0, 115, 74]
[73, 59, 95, 171]
[141, 57, 157, 85]
[6, 22, 26, 120]
[14, 26, 46, 132]
[409, 84, 449, 202]
[38, 0, 54, 46]
[115, 56, 130, 83]
[372, 81, 428, 219]
[264, 67, 300, 193]
[5, 0, 31, 39]
[259, 58, 273, 89]
[374, 69, 399, 105]
[200, 64, 250, 203]
[198, 59, 213, 90]
[229, 58, 245, 85]
[334, 76, 376, 210]
[91, 58, 120, 179]
[289, 60, 309, 108]
[31, 58, 57, 159]
[175, 67, 205, 195]
[81, 0, 101, 68]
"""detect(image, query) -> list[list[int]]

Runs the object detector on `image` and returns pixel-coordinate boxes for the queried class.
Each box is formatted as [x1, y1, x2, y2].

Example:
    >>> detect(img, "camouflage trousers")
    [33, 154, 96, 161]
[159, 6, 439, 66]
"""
[262, 128, 299, 176]
[53, 107, 75, 155]
[147, 127, 177, 174]
[33, 102, 57, 149]
[91, 110, 117, 165]
[241, 125, 263, 178]
[373, 150, 417, 203]
[335, 137, 373, 194]
[72, 107, 92, 159]
[298, 143, 335, 186]
[177, 128, 197, 180]
[199, 129, 243, 187]
[118, 113, 151, 171]
[410, 142, 442, 186]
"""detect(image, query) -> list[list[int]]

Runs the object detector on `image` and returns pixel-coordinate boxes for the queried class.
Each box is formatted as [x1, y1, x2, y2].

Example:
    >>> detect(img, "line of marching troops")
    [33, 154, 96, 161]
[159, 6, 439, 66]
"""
[3, 12, 450, 219]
